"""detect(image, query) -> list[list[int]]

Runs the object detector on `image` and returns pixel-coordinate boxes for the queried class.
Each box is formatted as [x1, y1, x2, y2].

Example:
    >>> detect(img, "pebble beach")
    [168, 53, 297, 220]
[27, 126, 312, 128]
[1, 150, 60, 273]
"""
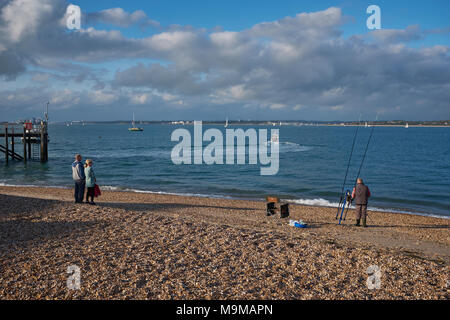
[0, 186, 448, 300]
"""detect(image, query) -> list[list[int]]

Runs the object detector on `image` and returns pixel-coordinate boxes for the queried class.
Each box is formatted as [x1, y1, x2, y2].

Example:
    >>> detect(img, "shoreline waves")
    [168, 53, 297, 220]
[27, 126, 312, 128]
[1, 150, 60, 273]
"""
[1, 182, 448, 220]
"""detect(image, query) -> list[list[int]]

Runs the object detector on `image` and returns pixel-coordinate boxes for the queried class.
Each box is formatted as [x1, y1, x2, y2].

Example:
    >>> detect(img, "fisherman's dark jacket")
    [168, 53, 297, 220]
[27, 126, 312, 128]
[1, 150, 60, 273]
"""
[353, 183, 371, 205]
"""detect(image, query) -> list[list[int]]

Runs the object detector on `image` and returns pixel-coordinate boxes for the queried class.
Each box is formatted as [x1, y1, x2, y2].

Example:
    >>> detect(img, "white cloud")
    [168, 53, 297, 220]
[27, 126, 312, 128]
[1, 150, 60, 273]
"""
[87, 7, 159, 28]
[210, 31, 240, 47]
[89, 90, 118, 105]
[0, 0, 54, 43]
[129, 93, 150, 104]
[370, 25, 422, 44]
[147, 31, 198, 51]
[48, 89, 81, 109]
[270, 103, 285, 110]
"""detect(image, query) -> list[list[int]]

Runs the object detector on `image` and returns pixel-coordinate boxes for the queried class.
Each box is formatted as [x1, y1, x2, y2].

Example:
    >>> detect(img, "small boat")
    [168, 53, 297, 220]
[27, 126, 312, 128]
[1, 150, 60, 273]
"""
[405, 122, 409, 128]
[224, 117, 228, 128]
[129, 113, 143, 131]
[128, 127, 143, 131]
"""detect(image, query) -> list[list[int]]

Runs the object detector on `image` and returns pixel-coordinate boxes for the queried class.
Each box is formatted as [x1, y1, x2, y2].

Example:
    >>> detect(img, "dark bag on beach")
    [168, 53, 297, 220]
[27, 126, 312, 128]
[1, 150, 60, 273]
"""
[94, 184, 101, 197]
[280, 203, 289, 218]
[266, 202, 277, 216]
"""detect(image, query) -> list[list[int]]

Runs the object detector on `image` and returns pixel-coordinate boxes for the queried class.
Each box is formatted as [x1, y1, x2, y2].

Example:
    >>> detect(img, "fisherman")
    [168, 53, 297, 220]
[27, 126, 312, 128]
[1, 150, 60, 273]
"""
[352, 178, 371, 227]
[72, 154, 86, 203]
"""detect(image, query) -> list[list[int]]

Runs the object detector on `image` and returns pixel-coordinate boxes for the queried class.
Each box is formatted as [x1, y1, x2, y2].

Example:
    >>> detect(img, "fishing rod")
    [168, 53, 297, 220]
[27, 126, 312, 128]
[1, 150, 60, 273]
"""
[335, 116, 360, 221]
[337, 189, 352, 225]
[355, 118, 376, 183]
[343, 116, 377, 221]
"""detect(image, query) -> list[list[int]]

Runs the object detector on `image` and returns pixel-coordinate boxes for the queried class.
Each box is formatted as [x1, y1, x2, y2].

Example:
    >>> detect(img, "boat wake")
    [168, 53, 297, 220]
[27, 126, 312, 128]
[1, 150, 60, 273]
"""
[264, 141, 312, 152]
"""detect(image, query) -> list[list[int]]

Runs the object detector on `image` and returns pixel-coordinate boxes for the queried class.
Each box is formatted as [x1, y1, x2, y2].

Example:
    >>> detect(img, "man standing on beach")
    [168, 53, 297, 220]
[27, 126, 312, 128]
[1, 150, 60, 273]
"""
[352, 178, 371, 227]
[72, 154, 86, 203]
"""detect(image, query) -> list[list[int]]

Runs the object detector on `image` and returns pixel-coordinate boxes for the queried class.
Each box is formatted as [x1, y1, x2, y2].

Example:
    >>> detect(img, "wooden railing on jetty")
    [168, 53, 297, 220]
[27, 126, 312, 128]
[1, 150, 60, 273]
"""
[0, 122, 48, 163]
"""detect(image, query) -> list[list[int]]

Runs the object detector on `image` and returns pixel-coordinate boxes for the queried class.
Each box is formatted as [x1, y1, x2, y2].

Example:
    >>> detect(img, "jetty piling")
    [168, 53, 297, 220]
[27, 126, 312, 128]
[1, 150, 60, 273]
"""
[40, 121, 48, 163]
[4, 125, 8, 164]
[11, 127, 14, 159]
[1, 122, 48, 163]
[27, 130, 31, 160]
[23, 126, 27, 163]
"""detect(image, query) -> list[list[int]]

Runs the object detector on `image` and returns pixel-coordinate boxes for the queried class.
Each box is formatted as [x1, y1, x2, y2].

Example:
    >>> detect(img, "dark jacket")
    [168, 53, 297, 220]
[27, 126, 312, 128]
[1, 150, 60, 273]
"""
[352, 183, 371, 205]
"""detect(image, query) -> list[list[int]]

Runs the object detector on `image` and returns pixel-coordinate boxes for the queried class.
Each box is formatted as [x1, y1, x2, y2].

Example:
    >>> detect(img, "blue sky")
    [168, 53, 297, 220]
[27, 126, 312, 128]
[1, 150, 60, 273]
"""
[77, 0, 450, 45]
[0, 0, 449, 121]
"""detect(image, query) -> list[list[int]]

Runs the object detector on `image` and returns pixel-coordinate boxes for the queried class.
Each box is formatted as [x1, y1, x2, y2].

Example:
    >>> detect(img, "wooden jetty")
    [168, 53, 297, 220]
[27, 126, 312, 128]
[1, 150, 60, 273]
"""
[0, 122, 49, 163]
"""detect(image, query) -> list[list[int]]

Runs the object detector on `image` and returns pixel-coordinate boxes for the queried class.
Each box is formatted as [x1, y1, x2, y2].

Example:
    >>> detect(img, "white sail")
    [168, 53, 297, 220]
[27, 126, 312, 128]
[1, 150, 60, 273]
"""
[129, 113, 144, 131]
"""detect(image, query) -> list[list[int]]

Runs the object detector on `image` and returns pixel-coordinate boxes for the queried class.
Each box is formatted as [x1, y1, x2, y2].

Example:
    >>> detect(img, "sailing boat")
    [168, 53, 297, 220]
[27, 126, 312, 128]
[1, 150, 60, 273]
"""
[224, 117, 228, 128]
[365, 122, 368, 128]
[128, 113, 144, 131]
[405, 122, 409, 128]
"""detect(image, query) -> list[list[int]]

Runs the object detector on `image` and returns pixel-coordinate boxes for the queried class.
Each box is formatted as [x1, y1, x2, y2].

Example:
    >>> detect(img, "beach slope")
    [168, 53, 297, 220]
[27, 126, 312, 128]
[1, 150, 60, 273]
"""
[0, 186, 448, 299]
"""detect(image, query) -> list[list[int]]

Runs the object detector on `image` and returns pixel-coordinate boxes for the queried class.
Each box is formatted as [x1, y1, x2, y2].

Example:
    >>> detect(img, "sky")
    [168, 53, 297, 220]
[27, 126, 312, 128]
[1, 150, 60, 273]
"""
[0, 0, 449, 121]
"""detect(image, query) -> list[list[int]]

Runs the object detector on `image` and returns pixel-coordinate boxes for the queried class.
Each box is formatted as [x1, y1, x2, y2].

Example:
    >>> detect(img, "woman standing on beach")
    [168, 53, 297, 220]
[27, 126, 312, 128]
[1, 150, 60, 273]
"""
[84, 159, 96, 205]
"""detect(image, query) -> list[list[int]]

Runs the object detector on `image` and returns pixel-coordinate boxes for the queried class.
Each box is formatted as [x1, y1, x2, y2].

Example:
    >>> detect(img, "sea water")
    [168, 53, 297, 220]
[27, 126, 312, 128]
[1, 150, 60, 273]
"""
[0, 124, 449, 218]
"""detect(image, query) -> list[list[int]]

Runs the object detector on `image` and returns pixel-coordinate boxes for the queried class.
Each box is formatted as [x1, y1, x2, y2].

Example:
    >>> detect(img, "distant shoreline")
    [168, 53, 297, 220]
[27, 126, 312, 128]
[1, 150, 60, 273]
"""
[2, 121, 450, 128]
[58, 121, 450, 127]
[319, 124, 450, 128]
